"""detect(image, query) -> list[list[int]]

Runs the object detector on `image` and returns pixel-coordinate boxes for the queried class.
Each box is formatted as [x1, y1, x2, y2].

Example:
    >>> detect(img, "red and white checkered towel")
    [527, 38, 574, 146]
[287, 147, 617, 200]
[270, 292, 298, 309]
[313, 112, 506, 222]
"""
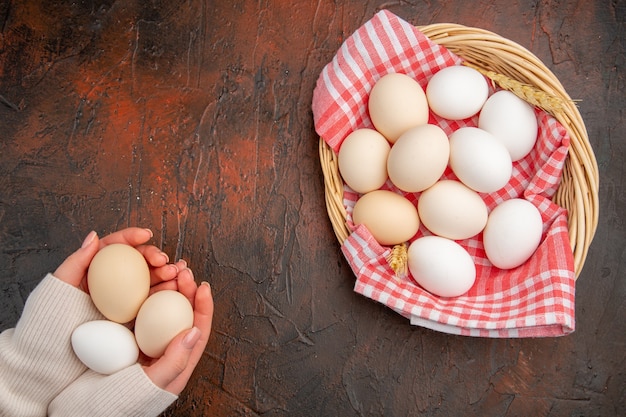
[312, 10, 576, 338]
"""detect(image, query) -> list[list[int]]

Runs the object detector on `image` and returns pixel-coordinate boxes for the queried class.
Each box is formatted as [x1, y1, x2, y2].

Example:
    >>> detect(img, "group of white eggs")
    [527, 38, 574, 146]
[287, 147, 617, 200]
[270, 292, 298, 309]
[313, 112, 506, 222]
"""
[338, 66, 544, 298]
[71, 244, 194, 375]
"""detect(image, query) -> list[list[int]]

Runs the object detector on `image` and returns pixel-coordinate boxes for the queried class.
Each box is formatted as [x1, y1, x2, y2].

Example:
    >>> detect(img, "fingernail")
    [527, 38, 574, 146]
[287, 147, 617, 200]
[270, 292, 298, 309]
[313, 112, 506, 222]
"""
[186, 267, 195, 281]
[182, 327, 201, 349]
[144, 228, 154, 238]
[81, 231, 97, 248]
[161, 251, 170, 263]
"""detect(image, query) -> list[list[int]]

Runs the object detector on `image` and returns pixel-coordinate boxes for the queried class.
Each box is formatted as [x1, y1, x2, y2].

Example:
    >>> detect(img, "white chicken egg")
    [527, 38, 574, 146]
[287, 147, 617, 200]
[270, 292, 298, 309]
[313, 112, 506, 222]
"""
[448, 127, 513, 193]
[408, 236, 476, 298]
[338, 128, 391, 194]
[417, 180, 488, 240]
[368, 73, 429, 143]
[71, 320, 139, 375]
[387, 124, 450, 193]
[478, 90, 538, 161]
[426, 66, 489, 120]
[483, 198, 543, 269]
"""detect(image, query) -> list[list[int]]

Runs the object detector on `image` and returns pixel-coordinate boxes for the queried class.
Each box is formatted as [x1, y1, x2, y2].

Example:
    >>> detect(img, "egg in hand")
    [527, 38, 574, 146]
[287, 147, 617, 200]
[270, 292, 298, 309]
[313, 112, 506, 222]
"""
[87, 243, 151, 323]
[134, 290, 194, 358]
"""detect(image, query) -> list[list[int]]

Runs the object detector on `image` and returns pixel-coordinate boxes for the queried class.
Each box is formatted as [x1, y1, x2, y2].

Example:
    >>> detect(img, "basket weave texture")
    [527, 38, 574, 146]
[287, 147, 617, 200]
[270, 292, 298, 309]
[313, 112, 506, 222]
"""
[319, 23, 599, 279]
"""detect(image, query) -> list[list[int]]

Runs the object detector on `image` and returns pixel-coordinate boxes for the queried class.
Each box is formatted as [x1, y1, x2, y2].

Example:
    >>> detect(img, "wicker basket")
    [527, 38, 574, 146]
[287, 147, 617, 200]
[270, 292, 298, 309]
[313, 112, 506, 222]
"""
[319, 23, 599, 279]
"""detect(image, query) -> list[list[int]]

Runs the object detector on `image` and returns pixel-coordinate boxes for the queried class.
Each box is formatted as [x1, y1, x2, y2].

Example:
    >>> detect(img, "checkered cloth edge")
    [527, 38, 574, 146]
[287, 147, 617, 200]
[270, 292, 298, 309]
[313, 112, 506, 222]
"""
[312, 10, 576, 338]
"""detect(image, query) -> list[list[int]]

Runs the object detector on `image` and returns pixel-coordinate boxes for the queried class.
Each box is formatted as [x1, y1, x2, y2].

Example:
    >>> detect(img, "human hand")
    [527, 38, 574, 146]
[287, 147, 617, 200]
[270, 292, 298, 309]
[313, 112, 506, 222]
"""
[53, 228, 179, 292]
[141, 266, 214, 395]
[53, 228, 214, 396]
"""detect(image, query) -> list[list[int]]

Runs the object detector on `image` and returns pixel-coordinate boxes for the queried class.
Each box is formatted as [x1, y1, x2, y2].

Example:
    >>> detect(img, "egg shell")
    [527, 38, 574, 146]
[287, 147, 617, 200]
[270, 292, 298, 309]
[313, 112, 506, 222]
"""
[352, 190, 420, 246]
[408, 236, 476, 298]
[368, 73, 429, 143]
[134, 290, 194, 358]
[426, 66, 489, 120]
[483, 198, 543, 269]
[448, 127, 513, 193]
[338, 128, 391, 193]
[87, 244, 151, 323]
[387, 124, 450, 192]
[478, 90, 538, 161]
[71, 320, 139, 375]
[417, 180, 488, 240]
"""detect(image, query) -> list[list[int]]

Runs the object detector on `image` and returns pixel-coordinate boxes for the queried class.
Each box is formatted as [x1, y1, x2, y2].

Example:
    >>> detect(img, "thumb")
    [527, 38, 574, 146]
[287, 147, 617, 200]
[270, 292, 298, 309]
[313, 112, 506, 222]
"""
[53, 231, 100, 287]
[143, 326, 201, 393]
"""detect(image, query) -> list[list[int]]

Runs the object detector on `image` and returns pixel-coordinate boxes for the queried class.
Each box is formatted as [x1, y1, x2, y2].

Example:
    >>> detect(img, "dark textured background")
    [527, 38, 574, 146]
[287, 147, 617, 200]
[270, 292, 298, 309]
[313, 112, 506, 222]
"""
[1, 1, 624, 416]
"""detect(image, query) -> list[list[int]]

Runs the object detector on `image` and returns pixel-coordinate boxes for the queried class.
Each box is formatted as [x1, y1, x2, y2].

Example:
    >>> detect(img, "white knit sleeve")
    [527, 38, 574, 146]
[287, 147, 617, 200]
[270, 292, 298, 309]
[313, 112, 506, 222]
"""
[48, 364, 178, 417]
[0, 273, 103, 417]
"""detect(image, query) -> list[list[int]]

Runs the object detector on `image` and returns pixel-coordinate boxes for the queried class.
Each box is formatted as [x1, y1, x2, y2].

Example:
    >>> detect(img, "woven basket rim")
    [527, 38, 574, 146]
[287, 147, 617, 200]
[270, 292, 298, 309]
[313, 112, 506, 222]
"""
[319, 22, 599, 279]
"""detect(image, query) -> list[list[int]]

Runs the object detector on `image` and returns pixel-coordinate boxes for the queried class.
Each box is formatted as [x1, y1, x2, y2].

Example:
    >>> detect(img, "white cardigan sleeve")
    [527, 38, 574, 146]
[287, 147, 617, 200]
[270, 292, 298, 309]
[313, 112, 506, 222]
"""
[0, 274, 102, 417]
[47, 364, 177, 416]
[0, 273, 178, 417]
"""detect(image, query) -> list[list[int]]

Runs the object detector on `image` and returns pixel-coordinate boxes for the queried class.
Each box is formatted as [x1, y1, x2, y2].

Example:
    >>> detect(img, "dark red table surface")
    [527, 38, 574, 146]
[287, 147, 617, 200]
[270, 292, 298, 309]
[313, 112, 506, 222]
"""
[1, 1, 624, 416]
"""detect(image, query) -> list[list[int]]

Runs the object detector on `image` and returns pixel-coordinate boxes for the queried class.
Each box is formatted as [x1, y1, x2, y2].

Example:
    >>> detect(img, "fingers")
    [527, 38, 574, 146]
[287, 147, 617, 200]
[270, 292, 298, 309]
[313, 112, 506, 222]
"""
[175, 264, 198, 308]
[148, 259, 188, 291]
[54, 226, 202, 304]
[193, 282, 214, 333]
[191, 281, 214, 358]
[98, 227, 154, 248]
[54, 227, 178, 290]
[53, 231, 100, 287]
[142, 326, 201, 391]
[99, 228, 178, 287]
[135, 244, 169, 269]
[147, 256, 179, 287]
[143, 281, 214, 395]
[148, 279, 179, 295]
[166, 281, 213, 393]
